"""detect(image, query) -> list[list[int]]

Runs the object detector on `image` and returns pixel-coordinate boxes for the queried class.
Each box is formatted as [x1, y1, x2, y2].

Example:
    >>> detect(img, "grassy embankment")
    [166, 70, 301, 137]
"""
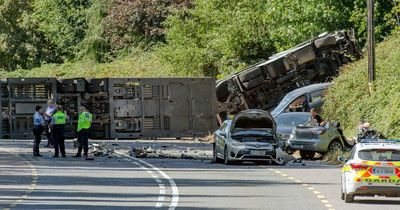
[323, 30, 400, 139]
[0, 50, 174, 78]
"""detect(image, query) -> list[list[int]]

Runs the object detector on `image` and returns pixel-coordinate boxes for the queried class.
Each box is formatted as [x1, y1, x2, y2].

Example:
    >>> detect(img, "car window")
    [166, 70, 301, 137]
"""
[284, 95, 307, 113]
[358, 149, 400, 161]
[275, 114, 309, 126]
[309, 89, 325, 102]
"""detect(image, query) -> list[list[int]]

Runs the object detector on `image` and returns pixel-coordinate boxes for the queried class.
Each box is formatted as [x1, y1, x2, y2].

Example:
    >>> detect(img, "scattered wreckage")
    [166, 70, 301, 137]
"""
[216, 30, 361, 124]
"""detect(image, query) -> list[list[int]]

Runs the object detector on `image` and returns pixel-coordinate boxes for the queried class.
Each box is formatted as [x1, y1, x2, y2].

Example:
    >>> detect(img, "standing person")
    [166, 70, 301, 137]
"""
[33, 106, 45, 157]
[310, 108, 326, 126]
[52, 106, 67, 158]
[74, 105, 93, 158]
[44, 100, 57, 147]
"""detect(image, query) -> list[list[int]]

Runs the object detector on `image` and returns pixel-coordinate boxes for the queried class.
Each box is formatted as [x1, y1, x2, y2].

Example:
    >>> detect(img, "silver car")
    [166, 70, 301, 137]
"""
[213, 109, 278, 164]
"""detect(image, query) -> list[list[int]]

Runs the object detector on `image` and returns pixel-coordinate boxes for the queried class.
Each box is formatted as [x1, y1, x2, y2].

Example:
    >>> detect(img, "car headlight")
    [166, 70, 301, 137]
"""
[232, 140, 244, 146]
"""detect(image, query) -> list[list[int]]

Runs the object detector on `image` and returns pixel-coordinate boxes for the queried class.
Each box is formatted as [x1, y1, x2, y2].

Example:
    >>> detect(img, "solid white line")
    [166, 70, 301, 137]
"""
[159, 184, 165, 189]
[116, 151, 179, 210]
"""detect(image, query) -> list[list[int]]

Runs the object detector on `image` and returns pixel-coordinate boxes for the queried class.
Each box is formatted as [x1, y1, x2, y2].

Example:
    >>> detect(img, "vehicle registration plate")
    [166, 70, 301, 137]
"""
[372, 167, 394, 175]
[251, 150, 265, 156]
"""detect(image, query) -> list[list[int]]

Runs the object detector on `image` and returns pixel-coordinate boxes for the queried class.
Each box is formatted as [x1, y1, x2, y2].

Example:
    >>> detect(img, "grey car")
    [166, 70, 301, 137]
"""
[213, 109, 278, 164]
[275, 112, 311, 139]
[287, 122, 350, 159]
[271, 83, 332, 118]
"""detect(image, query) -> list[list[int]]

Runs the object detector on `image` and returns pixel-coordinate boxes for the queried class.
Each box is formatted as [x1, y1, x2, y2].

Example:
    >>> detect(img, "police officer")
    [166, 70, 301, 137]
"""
[44, 100, 57, 147]
[52, 105, 67, 158]
[33, 105, 45, 157]
[74, 105, 93, 158]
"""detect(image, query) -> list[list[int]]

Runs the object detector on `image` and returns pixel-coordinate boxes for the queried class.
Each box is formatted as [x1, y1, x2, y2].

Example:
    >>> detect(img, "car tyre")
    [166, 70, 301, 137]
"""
[213, 144, 223, 163]
[328, 140, 343, 153]
[300, 151, 315, 160]
[344, 193, 354, 203]
[224, 147, 231, 165]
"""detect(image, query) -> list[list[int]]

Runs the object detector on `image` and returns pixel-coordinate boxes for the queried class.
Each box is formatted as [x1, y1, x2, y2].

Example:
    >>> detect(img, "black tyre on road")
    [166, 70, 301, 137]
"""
[213, 143, 223, 163]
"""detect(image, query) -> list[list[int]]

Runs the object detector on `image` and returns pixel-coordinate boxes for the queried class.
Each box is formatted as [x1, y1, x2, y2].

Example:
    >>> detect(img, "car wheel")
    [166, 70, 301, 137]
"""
[224, 147, 231, 165]
[344, 193, 354, 203]
[213, 144, 222, 163]
[300, 151, 315, 160]
[328, 140, 343, 153]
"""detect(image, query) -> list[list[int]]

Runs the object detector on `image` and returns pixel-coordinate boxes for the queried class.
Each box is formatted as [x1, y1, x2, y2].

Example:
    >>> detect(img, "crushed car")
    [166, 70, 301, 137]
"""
[213, 109, 282, 165]
[287, 121, 352, 159]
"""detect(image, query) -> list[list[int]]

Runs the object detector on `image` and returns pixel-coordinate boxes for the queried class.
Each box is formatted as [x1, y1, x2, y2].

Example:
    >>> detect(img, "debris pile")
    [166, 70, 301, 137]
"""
[91, 142, 115, 158]
[129, 145, 211, 160]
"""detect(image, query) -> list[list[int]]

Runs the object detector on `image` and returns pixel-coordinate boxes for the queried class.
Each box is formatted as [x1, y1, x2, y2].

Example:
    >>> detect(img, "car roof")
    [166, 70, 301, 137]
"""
[285, 83, 332, 98]
[355, 142, 400, 150]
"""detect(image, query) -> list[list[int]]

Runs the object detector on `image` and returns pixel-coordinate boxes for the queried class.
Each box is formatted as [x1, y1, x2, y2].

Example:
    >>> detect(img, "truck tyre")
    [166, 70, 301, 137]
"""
[315, 35, 337, 48]
[241, 76, 264, 90]
[300, 151, 315, 160]
[238, 68, 262, 83]
[58, 85, 75, 93]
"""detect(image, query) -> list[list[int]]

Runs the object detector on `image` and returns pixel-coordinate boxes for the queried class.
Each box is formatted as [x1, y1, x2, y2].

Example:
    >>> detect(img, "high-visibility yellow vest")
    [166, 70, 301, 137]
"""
[77, 111, 93, 132]
[53, 111, 67, 125]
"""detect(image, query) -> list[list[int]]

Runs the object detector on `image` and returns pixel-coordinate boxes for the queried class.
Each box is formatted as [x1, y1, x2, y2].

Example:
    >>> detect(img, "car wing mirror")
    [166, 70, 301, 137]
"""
[337, 156, 347, 163]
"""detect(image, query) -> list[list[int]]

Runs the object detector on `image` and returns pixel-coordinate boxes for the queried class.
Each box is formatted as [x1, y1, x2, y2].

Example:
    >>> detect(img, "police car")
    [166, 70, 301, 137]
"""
[339, 139, 400, 203]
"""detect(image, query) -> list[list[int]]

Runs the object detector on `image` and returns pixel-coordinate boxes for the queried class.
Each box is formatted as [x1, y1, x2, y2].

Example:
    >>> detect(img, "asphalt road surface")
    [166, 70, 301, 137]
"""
[1, 140, 400, 210]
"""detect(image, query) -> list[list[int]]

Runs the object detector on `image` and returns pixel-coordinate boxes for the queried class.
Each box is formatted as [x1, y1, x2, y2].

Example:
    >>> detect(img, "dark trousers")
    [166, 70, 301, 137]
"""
[53, 125, 66, 156]
[77, 129, 89, 156]
[33, 126, 44, 155]
[45, 122, 53, 146]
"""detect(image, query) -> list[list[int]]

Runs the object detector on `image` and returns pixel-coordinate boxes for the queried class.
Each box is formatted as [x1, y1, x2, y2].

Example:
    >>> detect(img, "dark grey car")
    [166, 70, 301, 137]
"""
[275, 112, 311, 139]
[213, 109, 278, 165]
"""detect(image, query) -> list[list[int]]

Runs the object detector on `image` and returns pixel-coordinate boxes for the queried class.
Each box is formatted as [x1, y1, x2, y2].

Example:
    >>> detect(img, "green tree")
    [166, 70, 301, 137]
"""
[32, 0, 92, 61]
[0, 0, 58, 70]
[159, 0, 355, 77]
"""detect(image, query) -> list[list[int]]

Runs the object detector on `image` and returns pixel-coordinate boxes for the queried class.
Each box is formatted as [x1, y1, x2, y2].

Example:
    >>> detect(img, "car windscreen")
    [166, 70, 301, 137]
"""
[275, 114, 310, 126]
[271, 95, 294, 116]
[358, 149, 400, 161]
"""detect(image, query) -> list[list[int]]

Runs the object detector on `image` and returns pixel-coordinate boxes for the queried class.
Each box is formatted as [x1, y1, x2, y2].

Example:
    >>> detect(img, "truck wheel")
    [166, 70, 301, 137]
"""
[238, 68, 262, 83]
[213, 144, 223, 163]
[241, 76, 264, 90]
[344, 194, 354, 203]
[300, 151, 315, 160]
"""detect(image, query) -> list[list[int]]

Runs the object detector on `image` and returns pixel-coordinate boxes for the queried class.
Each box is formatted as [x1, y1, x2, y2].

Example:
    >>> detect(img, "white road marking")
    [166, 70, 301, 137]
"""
[115, 151, 179, 210]
[0, 149, 37, 210]
[270, 167, 334, 210]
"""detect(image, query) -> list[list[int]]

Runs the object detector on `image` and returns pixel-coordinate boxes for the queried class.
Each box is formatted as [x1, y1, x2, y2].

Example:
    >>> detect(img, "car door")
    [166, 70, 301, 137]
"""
[215, 122, 228, 155]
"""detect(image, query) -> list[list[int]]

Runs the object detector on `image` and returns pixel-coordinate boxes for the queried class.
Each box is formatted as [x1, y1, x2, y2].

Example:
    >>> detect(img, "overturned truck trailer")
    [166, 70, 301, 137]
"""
[216, 30, 361, 124]
[0, 78, 216, 139]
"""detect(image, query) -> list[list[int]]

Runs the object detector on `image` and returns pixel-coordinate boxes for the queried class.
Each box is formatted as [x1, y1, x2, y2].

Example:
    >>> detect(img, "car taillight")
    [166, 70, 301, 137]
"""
[350, 163, 369, 170]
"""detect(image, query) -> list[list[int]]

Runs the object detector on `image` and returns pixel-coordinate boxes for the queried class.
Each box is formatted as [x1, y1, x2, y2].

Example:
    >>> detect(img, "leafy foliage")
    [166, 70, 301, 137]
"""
[323, 30, 400, 138]
[159, 0, 355, 77]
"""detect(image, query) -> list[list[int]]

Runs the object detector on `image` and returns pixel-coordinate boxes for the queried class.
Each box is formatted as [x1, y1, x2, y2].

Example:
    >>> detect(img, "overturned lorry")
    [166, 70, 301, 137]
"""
[0, 78, 216, 139]
[216, 30, 361, 124]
